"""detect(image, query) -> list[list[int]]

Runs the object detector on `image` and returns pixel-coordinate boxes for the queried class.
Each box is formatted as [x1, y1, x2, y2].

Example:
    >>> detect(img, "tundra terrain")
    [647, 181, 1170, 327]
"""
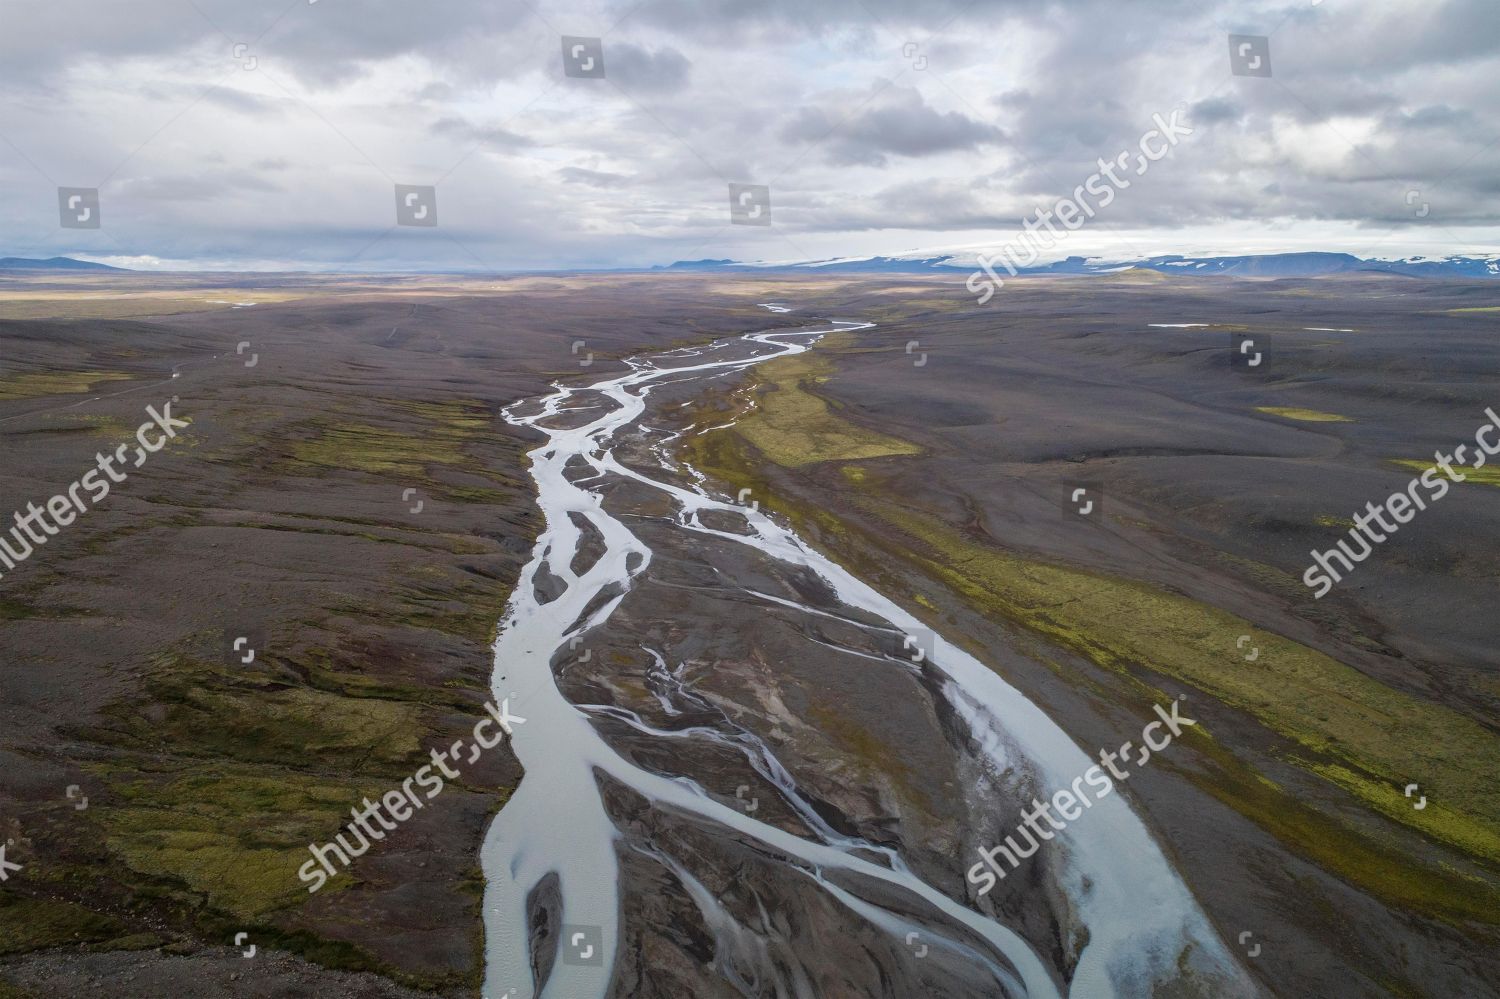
[0, 270, 1496, 998]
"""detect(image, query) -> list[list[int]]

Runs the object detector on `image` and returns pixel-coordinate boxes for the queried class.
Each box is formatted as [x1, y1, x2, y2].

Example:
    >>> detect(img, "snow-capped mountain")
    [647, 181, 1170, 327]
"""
[661, 251, 1500, 279]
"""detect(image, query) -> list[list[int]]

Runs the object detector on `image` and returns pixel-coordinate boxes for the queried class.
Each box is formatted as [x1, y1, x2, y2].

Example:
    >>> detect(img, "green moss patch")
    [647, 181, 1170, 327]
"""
[1188, 735, 1498, 926]
[289, 422, 467, 478]
[0, 895, 125, 955]
[280, 400, 511, 505]
[1391, 459, 1500, 487]
[0, 370, 134, 401]
[395, 399, 493, 432]
[733, 339, 921, 467]
[98, 770, 369, 919]
[96, 659, 424, 772]
[877, 504, 1500, 869]
[80, 659, 424, 919]
[1255, 406, 1352, 423]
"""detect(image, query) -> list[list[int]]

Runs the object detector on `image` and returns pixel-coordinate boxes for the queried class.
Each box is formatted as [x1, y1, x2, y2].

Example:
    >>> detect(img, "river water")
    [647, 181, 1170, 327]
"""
[480, 319, 1247, 999]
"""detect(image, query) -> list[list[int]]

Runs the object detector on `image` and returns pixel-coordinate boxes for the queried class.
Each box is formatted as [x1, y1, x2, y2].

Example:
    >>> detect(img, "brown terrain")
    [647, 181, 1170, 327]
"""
[670, 273, 1500, 998]
[1, 269, 1497, 998]
[0, 271, 809, 997]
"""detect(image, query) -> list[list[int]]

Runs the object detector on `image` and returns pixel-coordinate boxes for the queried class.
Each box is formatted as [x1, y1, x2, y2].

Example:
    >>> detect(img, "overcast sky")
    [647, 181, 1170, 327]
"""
[3, 0, 1498, 271]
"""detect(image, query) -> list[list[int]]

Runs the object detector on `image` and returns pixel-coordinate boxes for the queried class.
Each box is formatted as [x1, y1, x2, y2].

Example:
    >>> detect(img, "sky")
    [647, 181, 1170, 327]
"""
[2, 0, 1498, 271]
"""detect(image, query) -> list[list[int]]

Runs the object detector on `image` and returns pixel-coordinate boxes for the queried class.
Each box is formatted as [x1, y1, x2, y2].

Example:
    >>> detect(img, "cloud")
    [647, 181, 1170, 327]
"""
[113, 169, 281, 202]
[608, 42, 692, 94]
[780, 87, 1004, 166]
[0, 0, 1496, 269]
[1190, 98, 1241, 126]
[558, 166, 631, 187]
[430, 116, 536, 151]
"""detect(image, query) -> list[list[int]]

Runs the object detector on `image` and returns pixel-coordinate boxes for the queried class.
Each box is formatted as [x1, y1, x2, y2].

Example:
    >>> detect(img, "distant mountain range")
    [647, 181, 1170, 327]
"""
[0, 256, 126, 272]
[4, 252, 1498, 280]
[662, 251, 1500, 280]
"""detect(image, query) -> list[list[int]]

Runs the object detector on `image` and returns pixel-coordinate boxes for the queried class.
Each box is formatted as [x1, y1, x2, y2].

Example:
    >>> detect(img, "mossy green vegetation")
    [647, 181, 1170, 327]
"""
[68, 656, 428, 919]
[395, 398, 493, 431]
[1186, 731, 1498, 927]
[279, 399, 513, 506]
[0, 895, 125, 955]
[0, 597, 36, 620]
[96, 659, 424, 770]
[5, 413, 133, 438]
[840, 465, 868, 484]
[289, 421, 467, 478]
[41, 634, 502, 991]
[390, 568, 510, 646]
[98, 769, 369, 918]
[0, 370, 134, 400]
[71, 655, 433, 924]
[0, 588, 93, 620]
[292, 645, 481, 705]
[681, 417, 851, 548]
[732, 338, 921, 467]
[1391, 458, 1500, 487]
[876, 504, 1500, 870]
[1255, 406, 1352, 422]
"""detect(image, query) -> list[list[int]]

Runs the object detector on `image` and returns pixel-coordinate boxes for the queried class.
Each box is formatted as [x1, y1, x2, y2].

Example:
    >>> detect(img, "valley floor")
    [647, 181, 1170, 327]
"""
[0, 270, 1496, 997]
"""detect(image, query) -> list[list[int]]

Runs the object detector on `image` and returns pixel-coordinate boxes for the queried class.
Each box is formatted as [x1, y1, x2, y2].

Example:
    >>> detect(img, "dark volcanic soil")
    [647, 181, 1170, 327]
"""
[674, 273, 1500, 999]
[3, 270, 1498, 999]
[0, 274, 812, 997]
